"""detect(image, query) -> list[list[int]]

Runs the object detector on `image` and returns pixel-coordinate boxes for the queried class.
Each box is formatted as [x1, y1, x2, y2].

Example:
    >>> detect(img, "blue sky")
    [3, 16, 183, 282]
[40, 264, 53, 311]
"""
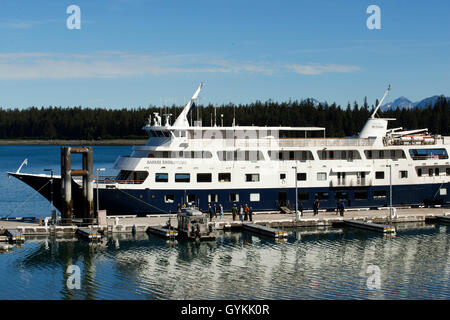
[0, 0, 449, 109]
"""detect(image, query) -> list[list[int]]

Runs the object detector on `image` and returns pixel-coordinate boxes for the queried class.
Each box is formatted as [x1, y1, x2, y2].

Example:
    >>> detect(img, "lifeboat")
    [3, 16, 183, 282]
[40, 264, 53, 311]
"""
[400, 135, 412, 142]
[423, 135, 435, 144]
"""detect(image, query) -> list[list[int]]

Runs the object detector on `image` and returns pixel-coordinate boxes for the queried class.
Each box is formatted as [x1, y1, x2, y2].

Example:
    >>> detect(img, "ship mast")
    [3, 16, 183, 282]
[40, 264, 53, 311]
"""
[370, 84, 391, 119]
[172, 83, 204, 127]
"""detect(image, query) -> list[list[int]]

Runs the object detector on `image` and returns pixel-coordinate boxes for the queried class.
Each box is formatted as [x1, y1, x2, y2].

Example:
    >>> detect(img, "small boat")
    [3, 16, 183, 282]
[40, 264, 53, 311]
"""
[176, 207, 216, 241]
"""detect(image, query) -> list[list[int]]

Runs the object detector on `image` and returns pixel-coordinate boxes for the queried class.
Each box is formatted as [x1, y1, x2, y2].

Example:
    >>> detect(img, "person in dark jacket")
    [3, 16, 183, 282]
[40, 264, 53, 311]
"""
[339, 201, 345, 217]
[232, 204, 238, 221]
[249, 206, 253, 222]
[208, 204, 215, 221]
[313, 199, 319, 216]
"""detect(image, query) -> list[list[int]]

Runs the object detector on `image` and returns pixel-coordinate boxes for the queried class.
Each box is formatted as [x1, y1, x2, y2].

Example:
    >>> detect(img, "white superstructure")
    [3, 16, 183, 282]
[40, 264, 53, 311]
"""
[96, 84, 449, 214]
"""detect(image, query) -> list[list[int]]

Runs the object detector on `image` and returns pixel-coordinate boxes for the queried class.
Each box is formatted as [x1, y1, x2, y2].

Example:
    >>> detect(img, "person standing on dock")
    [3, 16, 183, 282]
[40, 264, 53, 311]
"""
[299, 202, 303, 216]
[219, 204, 223, 220]
[249, 206, 253, 222]
[208, 204, 215, 221]
[313, 199, 319, 216]
[239, 205, 244, 222]
[213, 203, 217, 219]
[232, 204, 238, 221]
[177, 203, 181, 213]
[339, 201, 345, 217]
[244, 204, 249, 221]
[336, 201, 341, 216]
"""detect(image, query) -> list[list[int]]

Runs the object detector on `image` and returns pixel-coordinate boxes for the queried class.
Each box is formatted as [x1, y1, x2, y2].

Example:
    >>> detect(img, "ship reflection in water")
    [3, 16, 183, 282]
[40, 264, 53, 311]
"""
[1, 223, 449, 300]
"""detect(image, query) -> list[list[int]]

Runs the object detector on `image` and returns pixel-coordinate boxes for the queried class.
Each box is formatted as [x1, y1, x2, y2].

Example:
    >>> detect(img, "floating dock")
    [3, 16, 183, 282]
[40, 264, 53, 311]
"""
[1, 208, 449, 246]
[341, 219, 396, 234]
[435, 216, 450, 224]
[147, 225, 178, 238]
[243, 223, 288, 238]
[76, 227, 102, 241]
[5, 229, 25, 243]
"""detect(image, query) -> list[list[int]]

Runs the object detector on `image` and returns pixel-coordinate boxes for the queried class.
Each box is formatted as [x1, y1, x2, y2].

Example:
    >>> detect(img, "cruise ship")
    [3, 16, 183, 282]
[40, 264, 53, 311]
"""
[9, 84, 450, 215]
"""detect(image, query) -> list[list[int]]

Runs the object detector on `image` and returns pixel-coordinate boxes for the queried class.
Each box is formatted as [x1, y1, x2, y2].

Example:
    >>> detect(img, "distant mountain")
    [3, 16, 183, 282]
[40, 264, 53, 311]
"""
[303, 98, 323, 107]
[381, 95, 449, 111]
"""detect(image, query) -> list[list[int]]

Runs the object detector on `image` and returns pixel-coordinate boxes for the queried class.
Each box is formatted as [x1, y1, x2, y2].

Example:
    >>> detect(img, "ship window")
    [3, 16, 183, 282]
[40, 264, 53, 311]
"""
[435, 168, 440, 176]
[317, 172, 327, 181]
[375, 171, 385, 179]
[373, 190, 387, 199]
[155, 173, 168, 182]
[298, 192, 309, 201]
[447, 168, 450, 176]
[409, 148, 448, 160]
[280, 173, 286, 180]
[230, 193, 240, 202]
[186, 194, 196, 203]
[269, 150, 314, 161]
[429, 168, 433, 176]
[354, 190, 368, 200]
[318, 150, 361, 160]
[197, 173, 212, 183]
[116, 170, 131, 181]
[365, 149, 406, 159]
[335, 191, 348, 200]
[417, 168, 422, 177]
[117, 171, 148, 184]
[164, 194, 174, 203]
[175, 173, 190, 183]
[250, 193, 260, 202]
[400, 171, 408, 179]
[440, 188, 447, 196]
[208, 194, 218, 203]
[314, 192, 329, 200]
[245, 174, 260, 182]
[297, 173, 307, 181]
[218, 173, 231, 182]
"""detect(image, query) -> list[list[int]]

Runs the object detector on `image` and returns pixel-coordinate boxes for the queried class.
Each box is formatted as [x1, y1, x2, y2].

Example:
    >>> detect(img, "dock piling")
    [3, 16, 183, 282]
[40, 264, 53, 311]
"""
[61, 146, 94, 224]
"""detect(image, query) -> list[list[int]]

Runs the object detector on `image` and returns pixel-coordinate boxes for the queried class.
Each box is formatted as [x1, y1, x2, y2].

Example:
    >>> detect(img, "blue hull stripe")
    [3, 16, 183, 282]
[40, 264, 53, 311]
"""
[99, 183, 450, 215]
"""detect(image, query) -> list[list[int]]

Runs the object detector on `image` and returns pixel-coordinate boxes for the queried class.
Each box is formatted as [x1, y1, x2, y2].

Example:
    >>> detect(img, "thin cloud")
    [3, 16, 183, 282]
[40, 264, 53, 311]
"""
[287, 63, 360, 75]
[0, 51, 360, 80]
[0, 19, 60, 29]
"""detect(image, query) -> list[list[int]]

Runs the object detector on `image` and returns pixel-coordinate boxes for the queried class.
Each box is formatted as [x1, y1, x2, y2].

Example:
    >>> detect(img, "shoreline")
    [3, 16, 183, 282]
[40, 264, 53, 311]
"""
[0, 139, 148, 146]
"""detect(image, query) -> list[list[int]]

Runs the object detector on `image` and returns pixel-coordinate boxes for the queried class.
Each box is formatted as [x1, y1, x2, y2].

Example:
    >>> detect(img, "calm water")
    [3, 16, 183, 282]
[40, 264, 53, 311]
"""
[1, 146, 449, 300]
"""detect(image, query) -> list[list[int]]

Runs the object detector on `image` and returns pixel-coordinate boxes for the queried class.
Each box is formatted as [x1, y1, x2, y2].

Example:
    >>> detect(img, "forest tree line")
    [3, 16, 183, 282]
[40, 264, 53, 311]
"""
[0, 96, 448, 140]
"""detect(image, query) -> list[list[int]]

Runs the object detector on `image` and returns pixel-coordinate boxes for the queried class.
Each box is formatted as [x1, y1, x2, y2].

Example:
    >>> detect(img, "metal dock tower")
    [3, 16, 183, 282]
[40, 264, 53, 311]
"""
[61, 147, 94, 225]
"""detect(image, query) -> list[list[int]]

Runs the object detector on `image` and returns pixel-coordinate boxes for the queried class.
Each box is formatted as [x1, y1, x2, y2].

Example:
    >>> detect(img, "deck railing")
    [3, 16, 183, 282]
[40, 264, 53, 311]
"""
[186, 137, 376, 149]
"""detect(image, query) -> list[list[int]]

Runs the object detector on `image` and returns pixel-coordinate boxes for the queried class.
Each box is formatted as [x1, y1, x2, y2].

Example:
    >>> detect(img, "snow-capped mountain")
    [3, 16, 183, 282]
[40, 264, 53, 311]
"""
[302, 98, 323, 107]
[381, 95, 449, 111]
